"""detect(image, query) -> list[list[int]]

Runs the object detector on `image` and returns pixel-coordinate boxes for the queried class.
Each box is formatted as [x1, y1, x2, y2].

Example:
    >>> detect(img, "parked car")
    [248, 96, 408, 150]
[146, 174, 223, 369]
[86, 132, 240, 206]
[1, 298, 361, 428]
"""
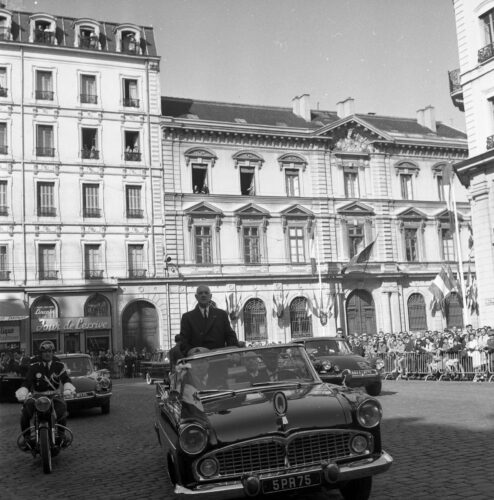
[58, 353, 112, 414]
[154, 344, 392, 500]
[140, 350, 170, 385]
[292, 337, 384, 396]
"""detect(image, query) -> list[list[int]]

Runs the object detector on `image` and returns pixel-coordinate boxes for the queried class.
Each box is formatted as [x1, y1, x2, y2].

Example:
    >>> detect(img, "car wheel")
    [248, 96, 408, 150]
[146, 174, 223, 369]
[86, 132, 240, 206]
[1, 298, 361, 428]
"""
[340, 476, 372, 500]
[101, 401, 110, 414]
[146, 372, 154, 385]
[365, 381, 382, 396]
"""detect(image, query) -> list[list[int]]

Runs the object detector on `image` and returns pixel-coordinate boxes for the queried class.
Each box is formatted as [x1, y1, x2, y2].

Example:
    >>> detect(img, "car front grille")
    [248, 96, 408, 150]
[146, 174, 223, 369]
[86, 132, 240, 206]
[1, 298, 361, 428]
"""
[287, 432, 350, 466]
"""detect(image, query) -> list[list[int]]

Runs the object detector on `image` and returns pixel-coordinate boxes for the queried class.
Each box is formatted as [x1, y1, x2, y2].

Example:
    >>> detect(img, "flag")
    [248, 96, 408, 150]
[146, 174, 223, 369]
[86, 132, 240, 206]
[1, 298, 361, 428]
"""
[465, 264, 478, 315]
[429, 266, 456, 313]
[442, 163, 456, 233]
[309, 231, 317, 275]
[342, 236, 377, 274]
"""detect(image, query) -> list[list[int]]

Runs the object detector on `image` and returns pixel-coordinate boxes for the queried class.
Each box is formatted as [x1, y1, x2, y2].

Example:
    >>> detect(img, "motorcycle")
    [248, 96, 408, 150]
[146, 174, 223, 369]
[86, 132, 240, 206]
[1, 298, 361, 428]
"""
[16, 390, 73, 473]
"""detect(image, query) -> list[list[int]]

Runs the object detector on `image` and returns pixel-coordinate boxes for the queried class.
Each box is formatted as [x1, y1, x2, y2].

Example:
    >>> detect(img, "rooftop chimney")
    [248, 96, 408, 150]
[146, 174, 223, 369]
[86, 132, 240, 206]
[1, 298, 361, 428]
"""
[423, 105, 436, 133]
[292, 94, 311, 121]
[416, 108, 425, 127]
[336, 97, 355, 118]
[292, 95, 300, 117]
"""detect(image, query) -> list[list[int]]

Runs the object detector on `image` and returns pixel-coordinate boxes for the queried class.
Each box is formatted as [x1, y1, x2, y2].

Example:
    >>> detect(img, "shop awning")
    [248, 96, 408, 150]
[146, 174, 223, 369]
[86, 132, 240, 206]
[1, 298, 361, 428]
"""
[0, 299, 29, 321]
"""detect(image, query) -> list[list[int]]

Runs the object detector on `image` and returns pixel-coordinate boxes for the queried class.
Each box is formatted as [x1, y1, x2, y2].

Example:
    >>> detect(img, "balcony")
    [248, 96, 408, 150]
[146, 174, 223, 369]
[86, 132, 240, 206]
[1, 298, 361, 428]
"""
[36, 147, 55, 157]
[81, 148, 100, 160]
[80, 93, 98, 104]
[487, 135, 494, 150]
[34, 30, 55, 45]
[35, 90, 54, 101]
[128, 269, 146, 279]
[79, 35, 99, 50]
[479, 42, 494, 64]
[0, 145, 7, 155]
[39, 270, 58, 280]
[38, 207, 56, 217]
[0, 27, 11, 40]
[83, 208, 101, 218]
[85, 269, 104, 279]
[0, 270, 10, 281]
[448, 68, 464, 112]
[124, 150, 141, 161]
[126, 208, 144, 218]
[0, 205, 8, 216]
[123, 97, 140, 108]
[0, 87, 7, 97]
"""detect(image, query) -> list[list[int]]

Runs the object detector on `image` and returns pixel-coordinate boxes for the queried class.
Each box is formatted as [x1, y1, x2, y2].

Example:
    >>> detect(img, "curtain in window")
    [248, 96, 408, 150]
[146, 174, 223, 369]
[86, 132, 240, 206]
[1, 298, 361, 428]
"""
[36, 71, 52, 91]
[285, 169, 300, 196]
[0, 245, 7, 271]
[128, 245, 144, 271]
[38, 182, 54, 210]
[0, 123, 6, 146]
[37, 125, 53, 148]
[85, 245, 101, 270]
[0, 68, 6, 88]
[127, 80, 138, 99]
[39, 245, 56, 273]
[126, 186, 141, 210]
[195, 226, 212, 264]
[0, 181, 6, 207]
[81, 75, 96, 96]
[83, 184, 99, 210]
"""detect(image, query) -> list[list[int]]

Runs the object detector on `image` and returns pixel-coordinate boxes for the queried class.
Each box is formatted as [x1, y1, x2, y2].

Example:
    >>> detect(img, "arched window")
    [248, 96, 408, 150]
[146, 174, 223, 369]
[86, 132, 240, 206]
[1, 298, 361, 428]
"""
[446, 292, 463, 329]
[84, 294, 110, 317]
[243, 299, 267, 343]
[31, 296, 58, 319]
[289, 297, 312, 339]
[407, 293, 427, 331]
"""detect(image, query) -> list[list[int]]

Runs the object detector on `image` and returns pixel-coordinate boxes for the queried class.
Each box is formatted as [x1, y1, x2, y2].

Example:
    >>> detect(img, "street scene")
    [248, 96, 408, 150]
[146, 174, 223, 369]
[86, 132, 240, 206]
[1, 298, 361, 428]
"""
[1, 0, 494, 498]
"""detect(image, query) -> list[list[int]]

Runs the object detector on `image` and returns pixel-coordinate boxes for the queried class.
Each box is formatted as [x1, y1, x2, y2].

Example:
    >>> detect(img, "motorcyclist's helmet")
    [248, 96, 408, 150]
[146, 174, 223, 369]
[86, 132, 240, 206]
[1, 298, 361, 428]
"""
[39, 340, 55, 352]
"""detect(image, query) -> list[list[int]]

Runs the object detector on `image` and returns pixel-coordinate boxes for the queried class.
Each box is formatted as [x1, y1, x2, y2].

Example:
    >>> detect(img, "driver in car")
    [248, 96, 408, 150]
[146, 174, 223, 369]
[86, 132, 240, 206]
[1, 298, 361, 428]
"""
[260, 350, 296, 382]
[15, 341, 76, 449]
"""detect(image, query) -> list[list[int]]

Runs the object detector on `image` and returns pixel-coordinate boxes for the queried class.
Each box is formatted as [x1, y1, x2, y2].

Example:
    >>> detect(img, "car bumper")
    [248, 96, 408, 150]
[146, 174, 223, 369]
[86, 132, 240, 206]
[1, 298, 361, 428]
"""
[174, 450, 393, 499]
[66, 392, 111, 408]
[320, 373, 381, 387]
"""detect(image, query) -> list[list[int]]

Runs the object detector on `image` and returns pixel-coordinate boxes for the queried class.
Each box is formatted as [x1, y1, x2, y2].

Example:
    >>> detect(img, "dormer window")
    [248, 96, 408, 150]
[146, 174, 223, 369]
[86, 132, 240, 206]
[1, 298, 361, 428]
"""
[122, 31, 138, 53]
[0, 13, 12, 41]
[30, 15, 57, 45]
[115, 25, 143, 55]
[79, 26, 99, 50]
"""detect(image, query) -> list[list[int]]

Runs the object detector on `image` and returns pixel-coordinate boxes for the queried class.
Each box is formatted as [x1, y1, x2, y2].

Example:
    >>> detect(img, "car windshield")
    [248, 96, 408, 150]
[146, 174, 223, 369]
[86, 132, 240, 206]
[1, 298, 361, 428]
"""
[173, 345, 317, 393]
[304, 339, 353, 356]
[62, 357, 94, 376]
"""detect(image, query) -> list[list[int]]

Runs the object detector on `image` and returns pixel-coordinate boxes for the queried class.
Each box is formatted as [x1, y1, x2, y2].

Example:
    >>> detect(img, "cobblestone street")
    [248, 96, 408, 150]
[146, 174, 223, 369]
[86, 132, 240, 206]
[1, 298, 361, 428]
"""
[0, 379, 492, 500]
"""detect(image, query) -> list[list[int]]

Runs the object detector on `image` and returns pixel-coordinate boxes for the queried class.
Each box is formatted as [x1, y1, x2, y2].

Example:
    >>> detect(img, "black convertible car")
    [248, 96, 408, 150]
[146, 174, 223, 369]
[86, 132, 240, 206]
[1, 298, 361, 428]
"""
[154, 344, 392, 500]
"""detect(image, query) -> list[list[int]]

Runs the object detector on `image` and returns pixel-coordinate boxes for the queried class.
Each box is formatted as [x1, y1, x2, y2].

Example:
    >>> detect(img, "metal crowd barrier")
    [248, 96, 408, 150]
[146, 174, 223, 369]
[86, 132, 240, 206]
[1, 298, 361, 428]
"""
[378, 351, 494, 382]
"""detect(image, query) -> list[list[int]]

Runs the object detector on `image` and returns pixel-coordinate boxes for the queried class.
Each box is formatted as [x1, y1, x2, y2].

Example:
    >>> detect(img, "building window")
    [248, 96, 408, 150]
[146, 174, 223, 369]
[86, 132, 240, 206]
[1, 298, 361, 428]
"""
[84, 244, 103, 279]
[81, 128, 99, 159]
[400, 174, 413, 200]
[0, 180, 8, 216]
[243, 298, 268, 343]
[243, 226, 260, 264]
[289, 297, 312, 339]
[481, 9, 494, 46]
[34, 21, 56, 44]
[80, 74, 97, 104]
[121, 31, 139, 54]
[240, 167, 255, 195]
[0, 122, 7, 155]
[285, 169, 300, 197]
[126, 185, 143, 218]
[0, 245, 8, 280]
[38, 244, 58, 279]
[0, 67, 7, 97]
[36, 125, 54, 157]
[195, 226, 212, 264]
[348, 225, 364, 258]
[344, 171, 359, 198]
[37, 182, 56, 217]
[124, 131, 141, 161]
[407, 293, 427, 331]
[83, 184, 100, 218]
[404, 228, 418, 262]
[288, 227, 305, 263]
[35, 70, 53, 100]
[123, 79, 139, 107]
[128, 244, 146, 278]
[79, 26, 99, 50]
[441, 228, 455, 261]
[192, 164, 209, 194]
[436, 174, 444, 201]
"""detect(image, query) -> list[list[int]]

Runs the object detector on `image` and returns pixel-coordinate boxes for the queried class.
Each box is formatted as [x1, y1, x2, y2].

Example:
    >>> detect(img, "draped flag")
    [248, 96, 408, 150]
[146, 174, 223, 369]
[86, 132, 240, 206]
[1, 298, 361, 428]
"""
[225, 293, 242, 322]
[272, 292, 288, 319]
[311, 291, 333, 326]
[465, 265, 479, 315]
[429, 265, 457, 313]
[442, 163, 456, 233]
[342, 235, 378, 274]
[309, 231, 317, 276]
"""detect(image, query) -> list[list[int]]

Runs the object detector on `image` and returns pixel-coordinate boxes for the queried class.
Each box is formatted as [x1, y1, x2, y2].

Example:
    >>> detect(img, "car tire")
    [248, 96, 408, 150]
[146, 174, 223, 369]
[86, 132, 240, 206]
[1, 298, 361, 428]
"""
[365, 381, 382, 396]
[101, 401, 110, 414]
[146, 372, 154, 385]
[340, 476, 372, 500]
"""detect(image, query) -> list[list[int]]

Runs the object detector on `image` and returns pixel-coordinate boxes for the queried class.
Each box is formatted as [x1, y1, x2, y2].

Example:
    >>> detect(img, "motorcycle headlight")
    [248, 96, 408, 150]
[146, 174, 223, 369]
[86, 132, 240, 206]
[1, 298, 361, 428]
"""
[322, 361, 332, 371]
[356, 399, 382, 428]
[179, 424, 208, 455]
[35, 396, 52, 413]
[376, 359, 385, 370]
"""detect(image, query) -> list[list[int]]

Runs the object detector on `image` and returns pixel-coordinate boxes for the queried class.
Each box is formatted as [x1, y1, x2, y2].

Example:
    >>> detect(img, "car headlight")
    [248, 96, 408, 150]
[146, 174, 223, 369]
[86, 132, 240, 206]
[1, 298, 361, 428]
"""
[376, 359, 385, 370]
[35, 396, 52, 413]
[98, 377, 111, 389]
[356, 399, 382, 428]
[350, 434, 369, 454]
[322, 361, 332, 371]
[198, 457, 219, 478]
[179, 424, 208, 455]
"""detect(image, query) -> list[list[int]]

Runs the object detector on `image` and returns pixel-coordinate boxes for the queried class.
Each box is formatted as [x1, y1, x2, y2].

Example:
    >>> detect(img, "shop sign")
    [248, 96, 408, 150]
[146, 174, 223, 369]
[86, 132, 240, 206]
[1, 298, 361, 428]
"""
[32, 316, 111, 332]
[0, 325, 20, 342]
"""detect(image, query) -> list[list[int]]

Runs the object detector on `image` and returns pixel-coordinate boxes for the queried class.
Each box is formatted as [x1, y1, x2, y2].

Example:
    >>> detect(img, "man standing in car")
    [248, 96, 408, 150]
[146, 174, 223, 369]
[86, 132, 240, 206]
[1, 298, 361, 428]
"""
[180, 285, 239, 354]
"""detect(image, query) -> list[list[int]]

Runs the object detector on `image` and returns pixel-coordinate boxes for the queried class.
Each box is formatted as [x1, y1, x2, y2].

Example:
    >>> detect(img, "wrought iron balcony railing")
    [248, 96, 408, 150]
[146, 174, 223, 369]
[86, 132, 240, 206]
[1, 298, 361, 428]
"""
[83, 208, 101, 218]
[123, 98, 140, 107]
[80, 93, 98, 104]
[126, 208, 144, 218]
[85, 269, 104, 279]
[128, 269, 146, 279]
[38, 207, 56, 217]
[487, 135, 494, 150]
[479, 42, 494, 64]
[124, 151, 141, 161]
[34, 31, 55, 45]
[39, 270, 58, 280]
[0, 205, 8, 216]
[0, 87, 7, 97]
[81, 148, 100, 159]
[448, 68, 464, 112]
[0, 145, 7, 155]
[35, 90, 54, 100]
[36, 147, 55, 157]
[0, 270, 10, 281]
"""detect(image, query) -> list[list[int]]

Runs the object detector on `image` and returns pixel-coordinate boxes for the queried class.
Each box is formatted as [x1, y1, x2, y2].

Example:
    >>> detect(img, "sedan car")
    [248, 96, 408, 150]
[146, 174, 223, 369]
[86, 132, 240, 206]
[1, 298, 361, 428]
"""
[58, 353, 112, 414]
[292, 337, 384, 396]
[154, 344, 392, 500]
[140, 350, 170, 385]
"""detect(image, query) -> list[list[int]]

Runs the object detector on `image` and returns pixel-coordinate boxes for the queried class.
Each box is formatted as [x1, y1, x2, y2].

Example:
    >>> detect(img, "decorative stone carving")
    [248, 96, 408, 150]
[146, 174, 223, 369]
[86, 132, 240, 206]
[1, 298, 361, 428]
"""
[335, 128, 374, 153]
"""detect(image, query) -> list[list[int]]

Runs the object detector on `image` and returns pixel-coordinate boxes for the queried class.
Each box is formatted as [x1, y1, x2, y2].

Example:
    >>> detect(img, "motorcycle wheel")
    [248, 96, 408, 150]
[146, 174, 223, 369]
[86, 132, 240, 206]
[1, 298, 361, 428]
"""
[39, 427, 52, 474]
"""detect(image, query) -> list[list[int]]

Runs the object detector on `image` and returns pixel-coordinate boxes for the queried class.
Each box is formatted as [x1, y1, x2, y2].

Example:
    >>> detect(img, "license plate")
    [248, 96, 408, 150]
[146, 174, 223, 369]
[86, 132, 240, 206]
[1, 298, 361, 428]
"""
[351, 370, 375, 375]
[262, 471, 321, 494]
[75, 392, 92, 398]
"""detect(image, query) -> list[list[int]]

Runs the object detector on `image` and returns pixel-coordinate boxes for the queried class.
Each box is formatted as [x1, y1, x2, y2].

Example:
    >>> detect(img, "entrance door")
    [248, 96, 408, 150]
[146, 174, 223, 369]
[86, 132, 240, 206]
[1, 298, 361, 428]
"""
[122, 301, 159, 351]
[64, 333, 80, 353]
[346, 289, 376, 336]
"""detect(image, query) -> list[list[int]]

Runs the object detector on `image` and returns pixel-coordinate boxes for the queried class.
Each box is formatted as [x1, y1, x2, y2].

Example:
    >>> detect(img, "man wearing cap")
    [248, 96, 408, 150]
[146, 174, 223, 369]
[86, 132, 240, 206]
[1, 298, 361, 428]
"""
[180, 285, 239, 354]
[15, 340, 76, 449]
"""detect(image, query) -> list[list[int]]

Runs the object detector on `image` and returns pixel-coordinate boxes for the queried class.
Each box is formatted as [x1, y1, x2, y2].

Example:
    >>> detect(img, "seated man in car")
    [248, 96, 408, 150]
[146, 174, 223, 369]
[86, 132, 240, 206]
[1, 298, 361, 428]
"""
[260, 349, 297, 382]
[187, 347, 227, 390]
[236, 351, 268, 385]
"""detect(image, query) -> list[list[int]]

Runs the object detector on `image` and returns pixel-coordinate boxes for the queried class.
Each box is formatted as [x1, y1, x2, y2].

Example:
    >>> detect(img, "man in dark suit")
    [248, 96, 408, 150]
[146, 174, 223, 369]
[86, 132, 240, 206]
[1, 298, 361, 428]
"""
[237, 351, 268, 385]
[180, 285, 239, 354]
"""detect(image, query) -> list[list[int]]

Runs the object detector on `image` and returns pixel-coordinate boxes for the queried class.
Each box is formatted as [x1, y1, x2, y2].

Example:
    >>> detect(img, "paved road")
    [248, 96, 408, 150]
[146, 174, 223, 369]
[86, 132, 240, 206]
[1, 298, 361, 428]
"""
[0, 379, 492, 500]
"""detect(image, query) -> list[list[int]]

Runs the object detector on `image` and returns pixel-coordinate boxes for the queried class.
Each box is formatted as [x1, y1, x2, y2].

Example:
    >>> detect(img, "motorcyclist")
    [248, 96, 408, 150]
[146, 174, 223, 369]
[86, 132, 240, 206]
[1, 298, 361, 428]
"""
[15, 340, 76, 449]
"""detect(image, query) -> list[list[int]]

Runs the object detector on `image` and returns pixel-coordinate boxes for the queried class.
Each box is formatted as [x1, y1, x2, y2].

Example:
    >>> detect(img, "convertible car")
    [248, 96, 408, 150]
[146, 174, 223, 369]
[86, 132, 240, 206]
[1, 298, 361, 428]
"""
[140, 350, 170, 385]
[292, 337, 384, 396]
[154, 344, 392, 500]
[58, 353, 112, 414]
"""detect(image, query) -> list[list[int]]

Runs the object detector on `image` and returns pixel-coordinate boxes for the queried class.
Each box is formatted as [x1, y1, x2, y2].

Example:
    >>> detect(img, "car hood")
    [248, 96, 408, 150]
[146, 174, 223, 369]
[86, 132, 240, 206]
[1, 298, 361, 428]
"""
[201, 383, 352, 445]
[315, 354, 373, 371]
[70, 374, 98, 392]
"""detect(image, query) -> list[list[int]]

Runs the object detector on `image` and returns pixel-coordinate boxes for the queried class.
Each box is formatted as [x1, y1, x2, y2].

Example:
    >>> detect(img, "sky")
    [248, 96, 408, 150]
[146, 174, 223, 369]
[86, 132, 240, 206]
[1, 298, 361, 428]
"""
[6, 0, 465, 130]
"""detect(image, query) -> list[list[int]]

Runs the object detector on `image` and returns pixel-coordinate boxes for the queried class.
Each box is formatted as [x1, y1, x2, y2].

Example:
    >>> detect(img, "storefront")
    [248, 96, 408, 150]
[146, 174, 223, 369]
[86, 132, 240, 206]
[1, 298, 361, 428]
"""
[0, 296, 29, 353]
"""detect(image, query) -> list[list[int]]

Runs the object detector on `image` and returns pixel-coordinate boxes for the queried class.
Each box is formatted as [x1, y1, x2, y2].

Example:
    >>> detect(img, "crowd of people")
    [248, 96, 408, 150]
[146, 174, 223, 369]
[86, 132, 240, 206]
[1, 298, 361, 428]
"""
[89, 348, 153, 379]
